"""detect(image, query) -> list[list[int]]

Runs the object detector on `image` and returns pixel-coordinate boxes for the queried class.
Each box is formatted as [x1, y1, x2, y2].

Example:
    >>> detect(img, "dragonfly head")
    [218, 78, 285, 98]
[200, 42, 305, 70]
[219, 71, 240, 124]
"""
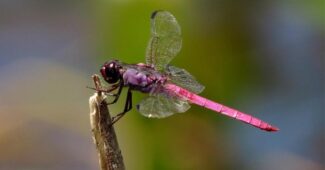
[100, 60, 122, 84]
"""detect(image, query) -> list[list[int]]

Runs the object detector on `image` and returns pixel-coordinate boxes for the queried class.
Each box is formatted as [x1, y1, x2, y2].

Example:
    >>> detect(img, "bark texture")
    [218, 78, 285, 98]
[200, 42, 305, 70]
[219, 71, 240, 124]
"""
[89, 75, 125, 170]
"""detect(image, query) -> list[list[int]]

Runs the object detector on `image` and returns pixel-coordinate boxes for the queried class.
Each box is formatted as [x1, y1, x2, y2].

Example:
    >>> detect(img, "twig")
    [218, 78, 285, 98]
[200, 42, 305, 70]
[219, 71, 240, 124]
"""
[89, 74, 125, 170]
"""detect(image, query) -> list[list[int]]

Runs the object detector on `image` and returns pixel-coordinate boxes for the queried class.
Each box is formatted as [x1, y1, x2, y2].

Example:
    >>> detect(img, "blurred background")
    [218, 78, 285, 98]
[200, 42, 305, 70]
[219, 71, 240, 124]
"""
[0, 0, 323, 170]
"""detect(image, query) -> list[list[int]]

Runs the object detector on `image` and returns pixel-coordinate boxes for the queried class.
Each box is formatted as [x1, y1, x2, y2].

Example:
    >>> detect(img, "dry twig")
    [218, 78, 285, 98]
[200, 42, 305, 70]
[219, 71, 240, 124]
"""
[89, 74, 125, 170]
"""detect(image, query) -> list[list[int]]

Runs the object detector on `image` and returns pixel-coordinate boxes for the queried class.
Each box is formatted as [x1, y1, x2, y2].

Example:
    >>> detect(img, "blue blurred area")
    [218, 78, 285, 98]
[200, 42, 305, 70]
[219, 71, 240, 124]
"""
[0, 1, 323, 170]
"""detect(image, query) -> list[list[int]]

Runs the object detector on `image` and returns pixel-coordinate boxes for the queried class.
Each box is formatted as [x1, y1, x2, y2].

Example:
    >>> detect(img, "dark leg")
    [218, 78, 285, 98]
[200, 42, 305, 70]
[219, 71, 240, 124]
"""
[111, 88, 132, 125]
[86, 81, 121, 97]
[86, 85, 118, 94]
[107, 81, 124, 105]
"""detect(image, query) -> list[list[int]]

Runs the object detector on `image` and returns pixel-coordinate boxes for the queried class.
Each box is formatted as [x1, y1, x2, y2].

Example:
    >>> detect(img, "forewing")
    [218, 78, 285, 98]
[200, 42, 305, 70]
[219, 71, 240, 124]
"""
[146, 10, 182, 71]
[166, 65, 205, 94]
[137, 92, 190, 118]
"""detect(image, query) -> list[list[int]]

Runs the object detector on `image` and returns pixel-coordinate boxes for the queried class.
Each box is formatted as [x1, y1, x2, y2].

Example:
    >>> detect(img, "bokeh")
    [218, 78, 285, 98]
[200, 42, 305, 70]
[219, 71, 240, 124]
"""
[0, 1, 323, 170]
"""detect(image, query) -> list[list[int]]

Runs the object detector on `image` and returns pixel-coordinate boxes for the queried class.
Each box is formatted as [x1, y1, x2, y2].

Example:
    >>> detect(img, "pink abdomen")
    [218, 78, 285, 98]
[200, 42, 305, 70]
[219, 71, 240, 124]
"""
[165, 84, 279, 132]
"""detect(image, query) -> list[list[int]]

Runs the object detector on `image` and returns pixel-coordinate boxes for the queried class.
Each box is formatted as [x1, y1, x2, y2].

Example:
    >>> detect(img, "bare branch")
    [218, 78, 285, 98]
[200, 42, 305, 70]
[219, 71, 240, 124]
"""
[89, 74, 125, 170]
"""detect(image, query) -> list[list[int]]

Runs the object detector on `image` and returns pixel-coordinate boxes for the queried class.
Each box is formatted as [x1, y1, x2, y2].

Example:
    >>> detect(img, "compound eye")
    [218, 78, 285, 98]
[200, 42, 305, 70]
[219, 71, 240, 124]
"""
[105, 64, 119, 84]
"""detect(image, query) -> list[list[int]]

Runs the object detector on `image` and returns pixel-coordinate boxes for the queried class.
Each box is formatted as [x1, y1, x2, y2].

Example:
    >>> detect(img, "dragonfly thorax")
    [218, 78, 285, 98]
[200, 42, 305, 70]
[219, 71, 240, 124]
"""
[122, 65, 167, 93]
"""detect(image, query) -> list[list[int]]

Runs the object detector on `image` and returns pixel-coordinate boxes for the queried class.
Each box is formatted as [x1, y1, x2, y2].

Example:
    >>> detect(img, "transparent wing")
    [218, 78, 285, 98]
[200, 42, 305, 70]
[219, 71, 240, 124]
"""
[136, 91, 190, 118]
[166, 65, 205, 94]
[146, 10, 182, 71]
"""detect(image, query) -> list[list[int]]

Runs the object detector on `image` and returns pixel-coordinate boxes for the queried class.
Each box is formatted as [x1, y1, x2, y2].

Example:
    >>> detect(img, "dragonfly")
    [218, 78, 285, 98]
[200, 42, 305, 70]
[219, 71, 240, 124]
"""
[99, 10, 279, 132]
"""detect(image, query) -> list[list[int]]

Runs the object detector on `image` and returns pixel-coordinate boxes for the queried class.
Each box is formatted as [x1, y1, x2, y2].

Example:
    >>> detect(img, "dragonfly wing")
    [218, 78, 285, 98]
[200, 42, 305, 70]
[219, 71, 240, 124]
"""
[137, 92, 190, 118]
[146, 10, 182, 71]
[166, 65, 205, 94]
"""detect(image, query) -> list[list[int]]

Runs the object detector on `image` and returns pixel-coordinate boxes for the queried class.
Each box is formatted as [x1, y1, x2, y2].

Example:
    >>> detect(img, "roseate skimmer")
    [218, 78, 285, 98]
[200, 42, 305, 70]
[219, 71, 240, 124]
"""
[100, 10, 278, 132]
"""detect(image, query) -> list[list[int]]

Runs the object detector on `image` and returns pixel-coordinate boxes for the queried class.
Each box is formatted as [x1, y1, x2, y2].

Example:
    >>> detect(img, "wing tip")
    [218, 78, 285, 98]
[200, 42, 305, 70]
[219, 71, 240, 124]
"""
[151, 10, 160, 19]
[151, 10, 167, 19]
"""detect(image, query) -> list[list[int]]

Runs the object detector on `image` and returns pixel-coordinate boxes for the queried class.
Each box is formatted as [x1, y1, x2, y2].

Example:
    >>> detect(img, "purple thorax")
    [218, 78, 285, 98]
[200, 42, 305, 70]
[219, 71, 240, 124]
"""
[122, 63, 167, 93]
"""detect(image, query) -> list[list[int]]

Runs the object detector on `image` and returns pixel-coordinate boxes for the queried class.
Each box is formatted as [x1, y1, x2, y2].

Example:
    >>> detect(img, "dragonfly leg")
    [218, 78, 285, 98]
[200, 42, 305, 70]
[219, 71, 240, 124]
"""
[107, 81, 124, 105]
[86, 82, 120, 94]
[111, 88, 132, 125]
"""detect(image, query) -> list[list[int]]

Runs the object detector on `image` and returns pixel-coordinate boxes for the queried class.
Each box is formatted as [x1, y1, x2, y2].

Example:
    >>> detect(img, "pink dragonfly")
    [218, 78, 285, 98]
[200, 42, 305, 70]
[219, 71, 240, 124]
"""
[100, 10, 279, 132]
